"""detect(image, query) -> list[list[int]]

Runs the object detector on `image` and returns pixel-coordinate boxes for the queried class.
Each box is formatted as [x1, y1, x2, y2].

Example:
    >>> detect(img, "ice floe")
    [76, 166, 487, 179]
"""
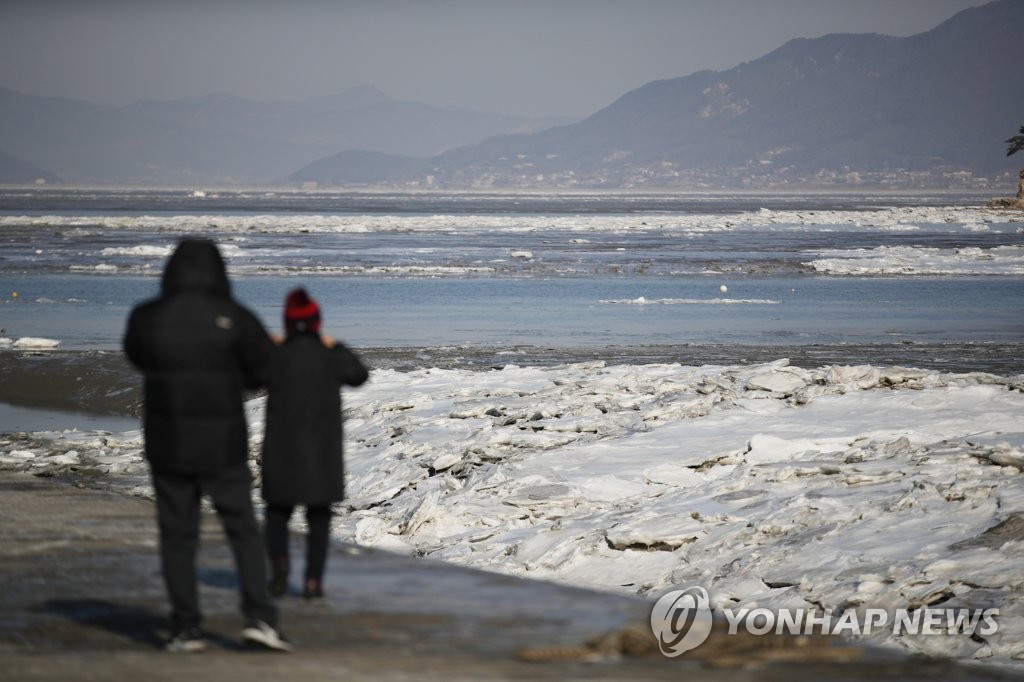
[806, 245, 1024, 276]
[4, 337, 61, 350]
[4, 205, 1023, 278]
[600, 297, 780, 305]
[2, 204, 1022, 236]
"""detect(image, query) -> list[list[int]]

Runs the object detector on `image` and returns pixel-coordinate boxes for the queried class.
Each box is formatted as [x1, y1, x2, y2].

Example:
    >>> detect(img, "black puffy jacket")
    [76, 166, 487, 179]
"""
[124, 240, 273, 474]
[261, 332, 368, 506]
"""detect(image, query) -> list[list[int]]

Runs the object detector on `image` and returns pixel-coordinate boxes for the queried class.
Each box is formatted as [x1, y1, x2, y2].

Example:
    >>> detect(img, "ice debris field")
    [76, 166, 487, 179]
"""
[2, 203, 1023, 277]
[2, 358, 1023, 665]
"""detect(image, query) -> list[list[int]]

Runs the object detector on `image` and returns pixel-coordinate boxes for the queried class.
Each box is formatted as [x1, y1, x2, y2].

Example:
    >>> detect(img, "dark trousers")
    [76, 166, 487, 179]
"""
[264, 505, 332, 583]
[151, 462, 277, 631]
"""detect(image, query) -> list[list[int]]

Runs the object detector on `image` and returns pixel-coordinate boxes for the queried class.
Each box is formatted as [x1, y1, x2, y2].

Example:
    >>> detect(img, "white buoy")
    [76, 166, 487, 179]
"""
[719, 284, 728, 293]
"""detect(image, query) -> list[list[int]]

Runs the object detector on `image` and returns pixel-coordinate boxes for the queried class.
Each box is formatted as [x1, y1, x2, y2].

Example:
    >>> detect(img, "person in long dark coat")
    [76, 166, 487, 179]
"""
[123, 238, 290, 653]
[261, 287, 368, 599]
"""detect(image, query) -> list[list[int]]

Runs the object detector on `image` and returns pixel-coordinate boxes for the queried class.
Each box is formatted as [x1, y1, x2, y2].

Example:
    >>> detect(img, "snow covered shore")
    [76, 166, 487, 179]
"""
[1, 358, 1022, 665]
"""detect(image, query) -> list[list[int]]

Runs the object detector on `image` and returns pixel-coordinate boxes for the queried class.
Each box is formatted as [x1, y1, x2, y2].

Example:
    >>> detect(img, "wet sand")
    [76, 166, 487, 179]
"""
[2, 470, 1019, 682]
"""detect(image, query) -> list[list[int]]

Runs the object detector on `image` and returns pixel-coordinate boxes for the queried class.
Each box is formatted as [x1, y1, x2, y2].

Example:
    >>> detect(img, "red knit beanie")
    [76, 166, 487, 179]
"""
[284, 287, 321, 334]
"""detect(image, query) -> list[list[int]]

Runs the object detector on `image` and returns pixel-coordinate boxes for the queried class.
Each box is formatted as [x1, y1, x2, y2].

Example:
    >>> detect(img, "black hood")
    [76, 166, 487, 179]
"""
[161, 239, 231, 297]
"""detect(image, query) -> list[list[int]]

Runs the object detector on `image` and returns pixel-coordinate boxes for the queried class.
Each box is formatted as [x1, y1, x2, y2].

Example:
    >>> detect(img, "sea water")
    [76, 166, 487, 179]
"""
[1, 273, 1023, 351]
[0, 188, 1022, 352]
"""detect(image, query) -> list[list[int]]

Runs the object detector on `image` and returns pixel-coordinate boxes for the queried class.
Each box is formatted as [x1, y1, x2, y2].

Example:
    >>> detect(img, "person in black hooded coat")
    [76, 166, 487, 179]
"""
[123, 239, 289, 652]
[261, 287, 368, 599]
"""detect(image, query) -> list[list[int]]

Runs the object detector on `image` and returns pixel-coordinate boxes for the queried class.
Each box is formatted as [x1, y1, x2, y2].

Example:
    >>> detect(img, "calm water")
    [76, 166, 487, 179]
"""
[1, 273, 1022, 351]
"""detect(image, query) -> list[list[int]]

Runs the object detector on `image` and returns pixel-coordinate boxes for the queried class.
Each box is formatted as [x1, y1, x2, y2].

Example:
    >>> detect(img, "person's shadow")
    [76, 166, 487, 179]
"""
[39, 595, 241, 650]
[40, 599, 168, 648]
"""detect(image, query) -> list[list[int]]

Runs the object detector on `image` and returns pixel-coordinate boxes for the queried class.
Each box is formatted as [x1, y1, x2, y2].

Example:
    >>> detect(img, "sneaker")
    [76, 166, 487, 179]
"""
[166, 627, 206, 653]
[242, 620, 293, 652]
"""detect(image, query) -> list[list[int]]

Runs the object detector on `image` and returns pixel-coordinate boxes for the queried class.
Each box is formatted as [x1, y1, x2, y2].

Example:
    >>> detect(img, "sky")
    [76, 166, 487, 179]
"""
[0, 0, 995, 119]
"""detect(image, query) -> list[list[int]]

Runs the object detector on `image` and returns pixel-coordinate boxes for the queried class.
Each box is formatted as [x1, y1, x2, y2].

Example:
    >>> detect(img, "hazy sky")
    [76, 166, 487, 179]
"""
[0, 0, 994, 118]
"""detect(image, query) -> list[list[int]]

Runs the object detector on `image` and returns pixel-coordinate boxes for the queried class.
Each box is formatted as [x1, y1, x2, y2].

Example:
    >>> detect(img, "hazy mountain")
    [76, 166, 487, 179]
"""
[0, 148, 60, 184]
[0, 85, 573, 186]
[119, 86, 567, 162]
[290, 149, 427, 186]
[296, 0, 1021, 189]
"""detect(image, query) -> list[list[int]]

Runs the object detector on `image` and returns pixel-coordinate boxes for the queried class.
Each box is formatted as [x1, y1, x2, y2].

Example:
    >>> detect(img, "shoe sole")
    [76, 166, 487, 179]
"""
[242, 627, 293, 652]
[166, 639, 206, 653]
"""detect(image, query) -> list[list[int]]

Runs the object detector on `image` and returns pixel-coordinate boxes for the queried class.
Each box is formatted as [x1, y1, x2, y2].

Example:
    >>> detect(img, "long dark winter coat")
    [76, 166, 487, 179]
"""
[261, 332, 369, 506]
[123, 240, 274, 474]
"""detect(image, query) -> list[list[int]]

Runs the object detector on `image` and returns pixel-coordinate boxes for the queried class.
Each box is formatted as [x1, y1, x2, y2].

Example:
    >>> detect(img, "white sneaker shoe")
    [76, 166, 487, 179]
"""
[242, 620, 293, 652]
[166, 628, 206, 653]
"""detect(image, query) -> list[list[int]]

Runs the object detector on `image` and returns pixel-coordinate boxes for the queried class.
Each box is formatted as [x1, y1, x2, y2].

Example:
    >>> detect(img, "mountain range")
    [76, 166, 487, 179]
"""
[1, 0, 1021, 190]
[295, 0, 1024, 190]
[0, 85, 572, 186]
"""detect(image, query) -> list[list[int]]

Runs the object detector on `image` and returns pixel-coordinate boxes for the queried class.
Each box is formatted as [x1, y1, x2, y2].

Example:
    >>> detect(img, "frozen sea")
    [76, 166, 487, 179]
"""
[1, 188, 1023, 667]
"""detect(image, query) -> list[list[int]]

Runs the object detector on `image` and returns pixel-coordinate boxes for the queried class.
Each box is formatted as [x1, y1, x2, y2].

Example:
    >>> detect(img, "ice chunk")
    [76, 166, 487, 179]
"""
[746, 370, 808, 395]
[12, 337, 60, 350]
